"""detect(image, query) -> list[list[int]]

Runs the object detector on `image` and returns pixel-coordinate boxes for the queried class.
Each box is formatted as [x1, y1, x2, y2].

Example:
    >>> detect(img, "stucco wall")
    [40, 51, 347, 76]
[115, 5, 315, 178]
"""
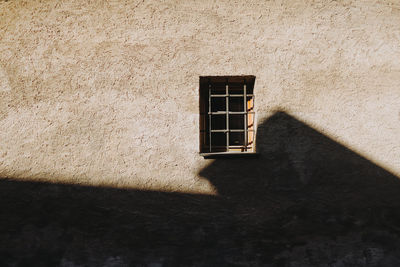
[1, 0, 399, 194]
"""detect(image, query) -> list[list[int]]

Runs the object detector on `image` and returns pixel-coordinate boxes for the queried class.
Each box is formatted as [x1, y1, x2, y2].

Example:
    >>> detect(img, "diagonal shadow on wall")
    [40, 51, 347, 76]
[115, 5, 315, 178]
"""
[1, 111, 400, 266]
[200, 112, 400, 250]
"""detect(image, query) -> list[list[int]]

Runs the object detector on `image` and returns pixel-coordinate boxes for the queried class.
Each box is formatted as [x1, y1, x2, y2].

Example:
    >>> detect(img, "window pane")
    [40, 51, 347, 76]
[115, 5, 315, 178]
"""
[229, 97, 244, 112]
[228, 83, 243, 94]
[229, 132, 244, 146]
[211, 84, 226, 95]
[211, 115, 226, 130]
[247, 130, 254, 146]
[247, 113, 254, 129]
[211, 132, 227, 151]
[247, 96, 254, 112]
[229, 114, 244, 129]
[211, 97, 226, 112]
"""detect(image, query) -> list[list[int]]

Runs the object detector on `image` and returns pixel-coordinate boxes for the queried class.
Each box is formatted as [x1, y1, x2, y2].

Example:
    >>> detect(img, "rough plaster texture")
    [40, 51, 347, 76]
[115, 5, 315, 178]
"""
[1, 0, 400, 193]
[1, 0, 400, 265]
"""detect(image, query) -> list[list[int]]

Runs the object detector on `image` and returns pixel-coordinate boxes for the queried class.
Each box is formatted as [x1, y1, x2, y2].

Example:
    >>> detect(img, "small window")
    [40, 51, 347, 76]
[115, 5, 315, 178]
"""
[200, 76, 255, 155]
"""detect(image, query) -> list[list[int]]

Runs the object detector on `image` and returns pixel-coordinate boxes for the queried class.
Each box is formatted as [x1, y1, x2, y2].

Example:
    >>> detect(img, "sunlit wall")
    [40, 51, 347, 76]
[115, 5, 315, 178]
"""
[0, 0, 399, 193]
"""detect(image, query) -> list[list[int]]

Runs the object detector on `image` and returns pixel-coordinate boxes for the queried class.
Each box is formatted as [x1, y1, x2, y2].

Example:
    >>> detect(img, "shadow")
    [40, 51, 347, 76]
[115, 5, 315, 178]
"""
[201, 111, 400, 221]
[2, 111, 400, 266]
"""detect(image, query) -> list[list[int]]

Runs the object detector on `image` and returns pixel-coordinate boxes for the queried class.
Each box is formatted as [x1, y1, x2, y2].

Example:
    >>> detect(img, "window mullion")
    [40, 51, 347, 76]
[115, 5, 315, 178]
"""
[208, 81, 212, 152]
[226, 80, 229, 152]
[244, 79, 247, 151]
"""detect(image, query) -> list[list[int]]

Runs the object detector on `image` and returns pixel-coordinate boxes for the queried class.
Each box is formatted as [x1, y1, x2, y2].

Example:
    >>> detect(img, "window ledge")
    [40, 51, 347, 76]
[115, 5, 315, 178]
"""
[200, 152, 259, 159]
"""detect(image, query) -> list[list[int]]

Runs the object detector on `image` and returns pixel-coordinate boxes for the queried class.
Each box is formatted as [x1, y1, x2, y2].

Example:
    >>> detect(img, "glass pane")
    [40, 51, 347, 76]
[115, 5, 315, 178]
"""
[211, 132, 227, 151]
[228, 83, 243, 94]
[211, 84, 226, 95]
[211, 115, 226, 130]
[247, 130, 254, 146]
[247, 113, 254, 129]
[211, 97, 226, 112]
[229, 132, 244, 146]
[247, 96, 254, 112]
[229, 114, 245, 129]
[229, 97, 244, 112]
[205, 115, 209, 134]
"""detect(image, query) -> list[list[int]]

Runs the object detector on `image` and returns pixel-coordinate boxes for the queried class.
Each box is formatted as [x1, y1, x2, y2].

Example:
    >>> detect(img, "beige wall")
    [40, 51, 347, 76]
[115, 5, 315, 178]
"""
[0, 0, 399, 194]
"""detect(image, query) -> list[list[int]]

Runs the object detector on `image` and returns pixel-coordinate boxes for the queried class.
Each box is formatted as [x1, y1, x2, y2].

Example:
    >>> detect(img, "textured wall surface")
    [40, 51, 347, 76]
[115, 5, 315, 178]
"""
[1, 0, 399, 193]
[1, 0, 400, 266]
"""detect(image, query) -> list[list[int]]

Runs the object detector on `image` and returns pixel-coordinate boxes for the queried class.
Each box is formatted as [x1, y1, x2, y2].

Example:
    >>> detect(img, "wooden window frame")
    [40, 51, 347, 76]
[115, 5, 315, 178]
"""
[199, 76, 257, 158]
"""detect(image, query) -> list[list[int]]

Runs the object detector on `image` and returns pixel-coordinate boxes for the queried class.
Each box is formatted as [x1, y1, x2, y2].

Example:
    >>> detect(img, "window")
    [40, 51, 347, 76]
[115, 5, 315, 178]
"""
[200, 76, 255, 155]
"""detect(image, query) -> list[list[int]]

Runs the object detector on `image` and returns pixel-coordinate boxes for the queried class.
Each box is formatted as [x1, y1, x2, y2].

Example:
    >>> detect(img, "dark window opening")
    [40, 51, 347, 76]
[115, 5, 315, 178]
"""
[199, 76, 255, 153]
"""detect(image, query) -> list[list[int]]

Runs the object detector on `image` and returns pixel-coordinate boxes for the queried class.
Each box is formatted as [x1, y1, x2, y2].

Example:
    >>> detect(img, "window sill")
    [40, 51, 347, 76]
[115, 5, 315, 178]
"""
[199, 152, 259, 159]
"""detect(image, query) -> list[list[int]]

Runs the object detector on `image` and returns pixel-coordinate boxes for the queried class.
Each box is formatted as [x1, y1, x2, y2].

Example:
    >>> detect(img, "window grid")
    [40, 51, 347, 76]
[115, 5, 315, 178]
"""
[206, 79, 254, 152]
